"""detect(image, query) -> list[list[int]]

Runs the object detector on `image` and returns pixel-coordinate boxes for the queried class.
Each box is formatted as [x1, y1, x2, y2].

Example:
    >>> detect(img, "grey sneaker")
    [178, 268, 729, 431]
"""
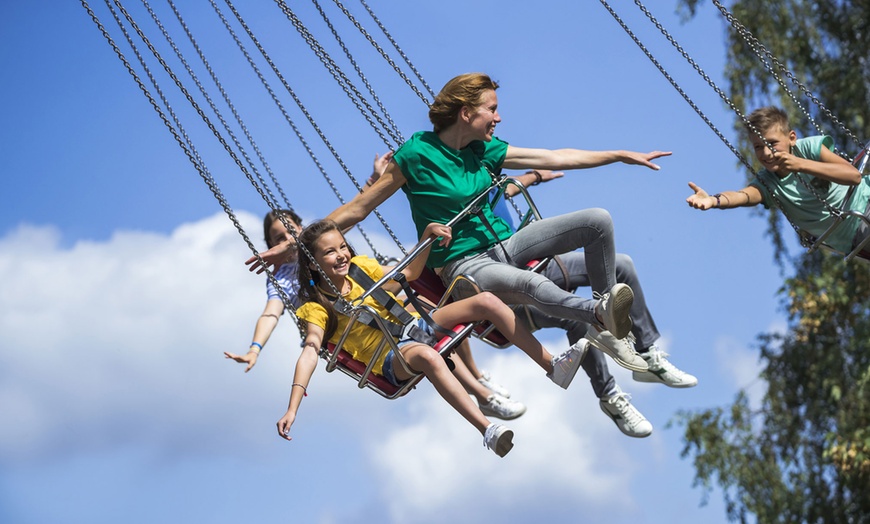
[593, 283, 634, 340]
[599, 386, 652, 438]
[478, 369, 511, 398]
[586, 326, 649, 373]
[633, 345, 698, 388]
[546, 338, 589, 389]
[483, 423, 514, 457]
[479, 394, 527, 420]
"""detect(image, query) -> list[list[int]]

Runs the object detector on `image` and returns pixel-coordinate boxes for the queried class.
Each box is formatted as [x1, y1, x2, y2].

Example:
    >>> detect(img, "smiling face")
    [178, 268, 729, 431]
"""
[310, 229, 352, 286]
[268, 216, 302, 264]
[749, 127, 797, 173]
[464, 89, 501, 142]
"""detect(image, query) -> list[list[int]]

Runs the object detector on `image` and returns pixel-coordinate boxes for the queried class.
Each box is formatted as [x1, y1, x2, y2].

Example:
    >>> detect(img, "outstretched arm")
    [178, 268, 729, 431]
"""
[503, 145, 671, 172]
[686, 182, 763, 210]
[327, 161, 406, 230]
[224, 299, 284, 372]
[276, 324, 322, 441]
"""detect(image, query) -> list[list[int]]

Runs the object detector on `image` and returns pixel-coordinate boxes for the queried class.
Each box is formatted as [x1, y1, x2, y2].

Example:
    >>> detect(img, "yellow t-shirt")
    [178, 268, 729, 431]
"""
[297, 255, 418, 375]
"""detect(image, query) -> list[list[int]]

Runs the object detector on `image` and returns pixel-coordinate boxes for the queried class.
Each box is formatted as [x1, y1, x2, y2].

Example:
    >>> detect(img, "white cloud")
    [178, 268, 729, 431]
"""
[0, 214, 680, 521]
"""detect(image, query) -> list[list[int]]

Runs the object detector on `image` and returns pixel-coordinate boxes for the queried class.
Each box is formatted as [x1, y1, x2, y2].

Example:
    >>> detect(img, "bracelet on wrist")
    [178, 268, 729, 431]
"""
[292, 383, 308, 397]
[531, 170, 543, 186]
[712, 193, 722, 208]
[250, 342, 263, 353]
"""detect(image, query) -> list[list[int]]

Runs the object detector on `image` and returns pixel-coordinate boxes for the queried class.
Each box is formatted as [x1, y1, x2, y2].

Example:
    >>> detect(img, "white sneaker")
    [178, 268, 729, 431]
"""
[479, 394, 527, 420]
[586, 326, 649, 373]
[478, 369, 511, 398]
[633, 345, 698, 388]
[546, 338, 589, 389]
[593, 283, 634, 339]
[599, 386, 652, 438]
[483, 423, 514, 457]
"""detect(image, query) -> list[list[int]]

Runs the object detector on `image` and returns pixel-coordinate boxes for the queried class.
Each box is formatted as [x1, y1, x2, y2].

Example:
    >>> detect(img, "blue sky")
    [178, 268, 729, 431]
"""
[0, 1, 798, 523]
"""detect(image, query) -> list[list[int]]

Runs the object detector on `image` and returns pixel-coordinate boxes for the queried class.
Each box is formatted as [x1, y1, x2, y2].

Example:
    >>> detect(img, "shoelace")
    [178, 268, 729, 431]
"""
[612, 394, 645, 427]
[647, 348, 681, 374]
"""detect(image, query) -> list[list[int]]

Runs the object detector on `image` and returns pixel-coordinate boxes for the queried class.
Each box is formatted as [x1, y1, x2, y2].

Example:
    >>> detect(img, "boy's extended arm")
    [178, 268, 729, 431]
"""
[686, 181, 763, 210]
[276, 324, 322, 441]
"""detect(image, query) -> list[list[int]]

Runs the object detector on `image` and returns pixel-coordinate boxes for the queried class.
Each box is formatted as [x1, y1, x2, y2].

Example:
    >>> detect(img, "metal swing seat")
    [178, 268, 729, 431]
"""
[319, 175, 546, 398]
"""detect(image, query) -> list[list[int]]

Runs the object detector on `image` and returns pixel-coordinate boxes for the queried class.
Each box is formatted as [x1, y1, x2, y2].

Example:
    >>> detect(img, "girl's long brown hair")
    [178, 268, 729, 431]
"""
[295, 220, 357, 342]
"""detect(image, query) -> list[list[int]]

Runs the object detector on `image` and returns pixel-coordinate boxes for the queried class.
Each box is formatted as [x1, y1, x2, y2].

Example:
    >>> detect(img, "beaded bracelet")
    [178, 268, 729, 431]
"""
[292, 383, 308, 396]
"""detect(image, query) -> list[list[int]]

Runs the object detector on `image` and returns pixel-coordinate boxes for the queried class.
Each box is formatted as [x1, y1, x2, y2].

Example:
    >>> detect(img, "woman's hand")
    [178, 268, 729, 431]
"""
[423, 223, 452, 246]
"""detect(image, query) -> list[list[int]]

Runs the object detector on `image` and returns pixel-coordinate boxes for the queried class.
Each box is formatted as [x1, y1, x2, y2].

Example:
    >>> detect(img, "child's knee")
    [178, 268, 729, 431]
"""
[475, 291, 508, 314]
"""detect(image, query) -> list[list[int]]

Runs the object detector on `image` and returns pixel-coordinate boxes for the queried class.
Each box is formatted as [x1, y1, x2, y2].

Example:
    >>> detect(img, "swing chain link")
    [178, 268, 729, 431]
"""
[272, 0, 401, 150]
[222, 0, 407, 257]
[333, 0, 434, 105]
[310, 0, 404, 144]
[711, 0, 865, 156]
[85, 0, 306, 335]
[614, 0, 838, 240]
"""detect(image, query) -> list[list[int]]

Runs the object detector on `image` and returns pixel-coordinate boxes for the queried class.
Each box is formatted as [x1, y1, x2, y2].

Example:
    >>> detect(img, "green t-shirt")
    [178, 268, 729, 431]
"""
[751, 135, 870, 252]
[393, 131, 514, 267]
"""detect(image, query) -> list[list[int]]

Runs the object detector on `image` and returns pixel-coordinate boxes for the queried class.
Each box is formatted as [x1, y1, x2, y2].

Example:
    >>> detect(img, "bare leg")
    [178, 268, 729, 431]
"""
[432, 292, 554, 374]
[455, 339, 483, 379]
[394, 342, 491, 434]
[450, 351, 493, 404]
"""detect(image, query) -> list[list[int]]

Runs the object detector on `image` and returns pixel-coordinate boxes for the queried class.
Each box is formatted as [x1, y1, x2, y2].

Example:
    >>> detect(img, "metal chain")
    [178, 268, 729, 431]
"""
[84, 0, 306, 336]
[110, 0, 348, 301]
[310, 0, 404, 144]
[220, 0, 406, 257]
[601, 0, 807, 240]
[272, 0, 401, 149]
[142, 0, 283, 212]
[712, 0, 864, 155]
[165, 0, 292, 210]
[627, 0, 845, 235]
[335, 0, 434, 105]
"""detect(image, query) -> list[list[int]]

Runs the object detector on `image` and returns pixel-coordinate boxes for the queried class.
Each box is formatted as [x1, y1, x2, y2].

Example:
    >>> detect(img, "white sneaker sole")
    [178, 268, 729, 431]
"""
[587, 335, 649, 373]
[494, 429, 514, 457]
[633, 370, 698, 388]
[479, 403, 527, 420]
[602, 284, 634, 339]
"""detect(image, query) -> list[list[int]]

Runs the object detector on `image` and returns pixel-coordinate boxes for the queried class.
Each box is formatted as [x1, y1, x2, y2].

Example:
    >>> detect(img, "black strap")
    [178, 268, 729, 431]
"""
[391, 271, 456, 340]
[347, 263, 440, 346]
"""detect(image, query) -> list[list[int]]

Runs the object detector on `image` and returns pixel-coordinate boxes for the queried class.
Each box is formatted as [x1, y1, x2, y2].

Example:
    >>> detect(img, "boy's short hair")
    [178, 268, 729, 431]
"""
[746, 106, 791, 136]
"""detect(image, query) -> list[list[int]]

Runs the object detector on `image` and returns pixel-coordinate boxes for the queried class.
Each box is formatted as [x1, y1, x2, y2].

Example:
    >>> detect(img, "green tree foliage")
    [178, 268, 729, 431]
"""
[673, 1, 870, 522]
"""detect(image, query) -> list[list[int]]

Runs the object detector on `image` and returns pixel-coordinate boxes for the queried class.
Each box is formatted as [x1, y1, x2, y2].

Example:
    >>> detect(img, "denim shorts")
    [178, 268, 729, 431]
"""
[381, 317, 433, 386]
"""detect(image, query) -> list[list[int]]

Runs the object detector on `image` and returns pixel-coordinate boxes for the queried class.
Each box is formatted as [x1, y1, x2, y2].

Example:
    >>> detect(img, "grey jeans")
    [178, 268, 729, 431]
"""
[441, 208, 617, 325]
[515, 253, 662, 399]
[540, 252, 660, 351]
